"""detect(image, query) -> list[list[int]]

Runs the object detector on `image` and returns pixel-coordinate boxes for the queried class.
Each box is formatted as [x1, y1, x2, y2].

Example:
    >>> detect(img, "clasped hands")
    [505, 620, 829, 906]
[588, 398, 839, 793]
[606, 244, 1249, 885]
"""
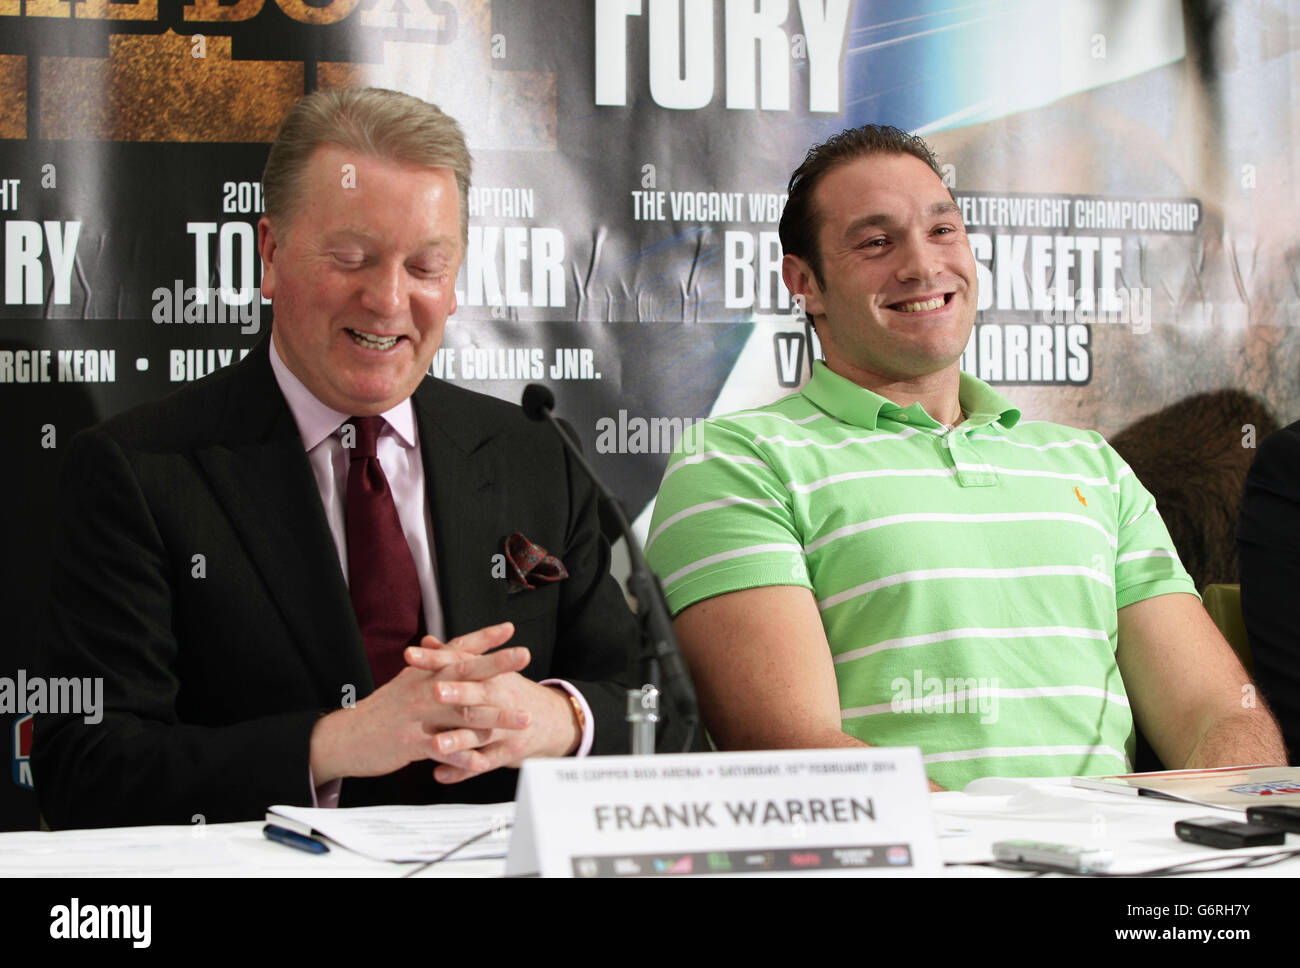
[308, 621, 580, 786]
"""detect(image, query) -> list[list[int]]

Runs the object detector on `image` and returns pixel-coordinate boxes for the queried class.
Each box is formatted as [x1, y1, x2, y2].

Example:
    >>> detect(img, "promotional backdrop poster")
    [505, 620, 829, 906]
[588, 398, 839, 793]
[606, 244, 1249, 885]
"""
[2, 1, 1296, 830]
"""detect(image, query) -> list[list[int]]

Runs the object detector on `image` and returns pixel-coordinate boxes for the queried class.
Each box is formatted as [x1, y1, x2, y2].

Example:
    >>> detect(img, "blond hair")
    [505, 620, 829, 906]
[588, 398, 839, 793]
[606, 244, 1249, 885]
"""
[263, 87, 472, 246]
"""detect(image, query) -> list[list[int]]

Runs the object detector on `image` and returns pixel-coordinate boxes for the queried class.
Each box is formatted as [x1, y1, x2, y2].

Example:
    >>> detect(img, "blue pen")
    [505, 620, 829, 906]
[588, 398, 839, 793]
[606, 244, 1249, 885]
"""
[263, 823, 330, 855]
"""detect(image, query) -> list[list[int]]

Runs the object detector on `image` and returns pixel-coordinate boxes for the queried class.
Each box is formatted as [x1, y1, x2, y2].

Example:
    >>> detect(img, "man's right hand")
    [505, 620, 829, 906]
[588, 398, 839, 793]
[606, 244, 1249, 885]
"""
[308, 622, 533, 784]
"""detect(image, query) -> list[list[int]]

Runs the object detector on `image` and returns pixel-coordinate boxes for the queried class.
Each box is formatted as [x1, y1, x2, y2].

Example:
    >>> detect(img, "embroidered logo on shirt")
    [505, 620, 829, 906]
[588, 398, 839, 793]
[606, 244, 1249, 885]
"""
[1074, 486, 1088, 507]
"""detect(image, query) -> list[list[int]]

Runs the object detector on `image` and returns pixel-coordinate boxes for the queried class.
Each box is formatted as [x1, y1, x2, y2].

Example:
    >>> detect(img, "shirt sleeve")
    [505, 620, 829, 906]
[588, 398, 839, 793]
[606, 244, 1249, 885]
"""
[1108, 442, 1200, 608]
[312, 775, 341, 809]
[645, 419, 811, 616]
[539, 679, 595, 757]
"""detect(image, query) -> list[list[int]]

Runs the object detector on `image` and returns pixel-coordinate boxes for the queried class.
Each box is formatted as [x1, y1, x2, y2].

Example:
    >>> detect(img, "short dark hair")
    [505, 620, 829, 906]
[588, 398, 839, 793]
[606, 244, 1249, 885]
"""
[779, 125, 944, 284]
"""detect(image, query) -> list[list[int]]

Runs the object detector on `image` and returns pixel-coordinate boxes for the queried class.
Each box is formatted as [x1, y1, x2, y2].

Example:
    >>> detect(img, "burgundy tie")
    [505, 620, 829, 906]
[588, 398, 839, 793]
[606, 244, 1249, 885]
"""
[344, 416, 425, 688]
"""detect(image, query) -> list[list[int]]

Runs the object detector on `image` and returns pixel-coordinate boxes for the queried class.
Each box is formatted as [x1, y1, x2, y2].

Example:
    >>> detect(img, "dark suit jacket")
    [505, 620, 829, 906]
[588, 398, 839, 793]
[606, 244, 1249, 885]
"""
[34, 339, 654, 828]
[1239, 419, 1300, 765]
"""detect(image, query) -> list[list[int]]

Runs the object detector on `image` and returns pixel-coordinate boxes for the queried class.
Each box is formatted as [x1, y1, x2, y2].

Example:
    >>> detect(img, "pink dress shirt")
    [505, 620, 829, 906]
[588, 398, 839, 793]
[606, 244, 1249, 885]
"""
[268, 338, 594, 807]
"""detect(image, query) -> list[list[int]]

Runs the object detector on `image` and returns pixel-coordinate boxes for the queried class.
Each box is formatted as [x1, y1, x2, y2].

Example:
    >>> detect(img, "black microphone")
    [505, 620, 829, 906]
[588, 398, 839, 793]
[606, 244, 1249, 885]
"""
[521, 383, 698, 754]
[520, 383, 555, 422]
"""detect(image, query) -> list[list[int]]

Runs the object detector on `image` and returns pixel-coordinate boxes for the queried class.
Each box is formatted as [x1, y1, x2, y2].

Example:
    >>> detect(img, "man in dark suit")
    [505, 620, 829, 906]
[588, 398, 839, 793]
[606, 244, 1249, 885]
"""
[1240, 419, 1300, 764]
[35, 88, 651, 828]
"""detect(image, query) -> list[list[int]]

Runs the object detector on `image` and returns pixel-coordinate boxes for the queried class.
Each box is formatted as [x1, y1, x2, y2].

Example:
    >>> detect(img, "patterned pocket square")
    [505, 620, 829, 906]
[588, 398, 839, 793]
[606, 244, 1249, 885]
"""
[504, 531, 569, 592]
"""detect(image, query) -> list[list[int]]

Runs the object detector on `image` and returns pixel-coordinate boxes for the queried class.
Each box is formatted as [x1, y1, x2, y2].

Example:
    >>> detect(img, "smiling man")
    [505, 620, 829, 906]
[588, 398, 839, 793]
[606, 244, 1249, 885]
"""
[34, 88, 653, 828]
[645, 125, 1284, 790]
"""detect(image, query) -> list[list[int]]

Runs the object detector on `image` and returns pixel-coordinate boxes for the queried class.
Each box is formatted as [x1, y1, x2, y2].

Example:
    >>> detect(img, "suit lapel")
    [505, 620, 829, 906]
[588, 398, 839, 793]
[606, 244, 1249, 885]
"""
[412, 379, 510, 637]
[194, 342, 372, 696]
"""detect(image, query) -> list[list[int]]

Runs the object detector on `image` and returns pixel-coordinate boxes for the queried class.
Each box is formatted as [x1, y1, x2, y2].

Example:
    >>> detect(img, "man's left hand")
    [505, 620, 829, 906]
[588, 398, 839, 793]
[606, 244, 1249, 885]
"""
[404, 638, 581, 783]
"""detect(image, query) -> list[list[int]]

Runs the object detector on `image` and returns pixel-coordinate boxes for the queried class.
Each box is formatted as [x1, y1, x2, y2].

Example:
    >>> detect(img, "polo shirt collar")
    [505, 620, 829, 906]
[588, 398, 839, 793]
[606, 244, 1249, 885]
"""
[957, 370, 1021, 429]
[801, 361, 1021, 431]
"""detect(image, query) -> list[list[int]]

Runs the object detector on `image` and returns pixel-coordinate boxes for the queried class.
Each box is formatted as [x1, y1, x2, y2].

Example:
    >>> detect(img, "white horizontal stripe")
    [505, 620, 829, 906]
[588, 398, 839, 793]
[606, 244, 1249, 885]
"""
[967, 434, 1108, 452]
[1123, 505, 1156, 527]
[921, 744, 1129, 764]
[645, 496, 781, 551]
[807, 511, 1117, 555]
[727, 410, 828, 426]
[833, 625, 1112, 665]
[1117, 549, 1179, 563]
[660, 451, 770, 483]
[994, 685, 1130, 706]
[842, 684, 1130, 718]
[957, 464, 1112, 486]
[660, 542, 803, 588]
[787, 464, 1114, 494]
[752, 428, 921, 449]
[818, 565, 1114, 612]
[788, 467, 957, 493]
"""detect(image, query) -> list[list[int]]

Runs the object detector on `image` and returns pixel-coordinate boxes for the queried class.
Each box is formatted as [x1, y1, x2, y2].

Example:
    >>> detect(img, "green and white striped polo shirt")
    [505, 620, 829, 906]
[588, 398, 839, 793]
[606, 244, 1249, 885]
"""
[645, 361, 1197, 790]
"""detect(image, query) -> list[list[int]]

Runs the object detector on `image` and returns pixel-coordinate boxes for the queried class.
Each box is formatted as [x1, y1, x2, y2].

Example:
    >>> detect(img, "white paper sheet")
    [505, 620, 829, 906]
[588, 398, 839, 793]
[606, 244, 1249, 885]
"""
[267, 802, 514, 863]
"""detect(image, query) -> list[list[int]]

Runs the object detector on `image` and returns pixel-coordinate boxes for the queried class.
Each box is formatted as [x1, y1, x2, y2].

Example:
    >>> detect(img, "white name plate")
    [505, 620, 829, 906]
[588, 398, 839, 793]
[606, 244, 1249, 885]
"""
[506, 747, 941, 877]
